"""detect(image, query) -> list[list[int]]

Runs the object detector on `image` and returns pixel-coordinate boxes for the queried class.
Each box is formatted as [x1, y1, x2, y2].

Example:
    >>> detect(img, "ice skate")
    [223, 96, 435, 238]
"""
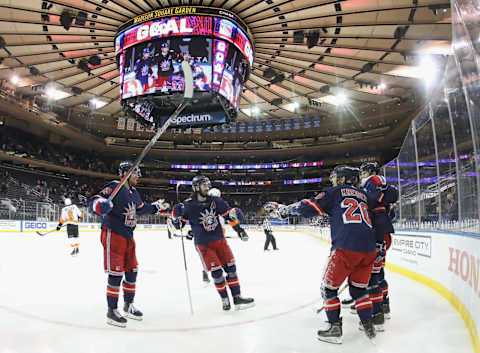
[222, 297, 231, 311]
[317, 319, 342, 344]
[383, 302, 391, 319]
[123, 302, 143, 321]
[359, 319, 376, 342]
[107, 308, 127, 327]
[233, 295, 255, 310]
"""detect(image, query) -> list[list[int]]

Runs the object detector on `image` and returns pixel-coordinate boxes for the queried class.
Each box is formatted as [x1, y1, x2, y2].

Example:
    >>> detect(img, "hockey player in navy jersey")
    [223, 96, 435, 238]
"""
[358, 162, 398, 325]
[89, 161, 170, 327]
[264, 166, 380, 343]
[172, 175, 254, 311]
[134, 47, 152, 92]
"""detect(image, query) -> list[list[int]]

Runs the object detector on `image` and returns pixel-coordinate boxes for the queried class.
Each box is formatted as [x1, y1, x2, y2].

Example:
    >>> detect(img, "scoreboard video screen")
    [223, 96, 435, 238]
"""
[115, 7, 254, 119]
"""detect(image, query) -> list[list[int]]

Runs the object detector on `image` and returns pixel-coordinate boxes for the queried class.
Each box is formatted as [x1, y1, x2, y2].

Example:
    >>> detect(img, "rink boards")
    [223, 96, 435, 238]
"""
[0, 220, 478, 352]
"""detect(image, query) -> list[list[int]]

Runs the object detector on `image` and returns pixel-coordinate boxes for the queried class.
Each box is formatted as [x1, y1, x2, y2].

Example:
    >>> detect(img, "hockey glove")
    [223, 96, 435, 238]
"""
[228, 208, 245, 223]
[233, 224, 249, 241]
[186, 230, 194, 241]
[56, 223, 62, 231]
[152, 199, 170, 213]
[208, 188, 221, 197]
[375, 242, 386, 263]
[92, 197, 113, 216]
[172, 203, 185, 219]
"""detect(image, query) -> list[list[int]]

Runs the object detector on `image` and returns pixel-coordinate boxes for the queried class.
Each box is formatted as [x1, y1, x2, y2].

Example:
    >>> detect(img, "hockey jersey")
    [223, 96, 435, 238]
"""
[289, 185, 380, 252]
[135, 57, 152, 86]
[173, 197, 237, 245]
[59, 204, 83, 226]
[89, 180, 157, 238]
[362, 175, 399, 242]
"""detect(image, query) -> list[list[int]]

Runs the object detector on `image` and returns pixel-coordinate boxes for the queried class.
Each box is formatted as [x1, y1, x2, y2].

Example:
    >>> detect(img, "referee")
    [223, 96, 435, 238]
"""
[262, 218, 278, 251]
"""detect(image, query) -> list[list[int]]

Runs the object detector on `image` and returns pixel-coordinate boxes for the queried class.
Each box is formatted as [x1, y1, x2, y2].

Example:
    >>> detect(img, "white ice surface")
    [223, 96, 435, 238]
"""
[0, 228, 472, 353]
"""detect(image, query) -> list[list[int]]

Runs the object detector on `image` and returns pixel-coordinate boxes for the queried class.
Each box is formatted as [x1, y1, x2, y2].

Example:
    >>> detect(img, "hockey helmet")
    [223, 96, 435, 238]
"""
[119, 161, 142, 178]
[161, 42, 169, 48]
[360, 162, 380, 175]
[332, 165, 360, 186]
[192, 175, 211, 192]
[142, 47, 150, 56]
[64, 198, 72, 206]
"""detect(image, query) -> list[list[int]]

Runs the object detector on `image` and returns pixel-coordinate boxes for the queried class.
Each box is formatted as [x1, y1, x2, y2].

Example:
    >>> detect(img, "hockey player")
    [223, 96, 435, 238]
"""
[172, 176, 254, 311]
[263, 166, 381, 344]
[89, 161, 170, 328]
[357, 162, 398, 325]
[194, 187, 249, 284]
[153, 42, 174, 92]
[56, 198, 83, 256]
[262, 217, 278, 251]
[134, 47, 152, 92]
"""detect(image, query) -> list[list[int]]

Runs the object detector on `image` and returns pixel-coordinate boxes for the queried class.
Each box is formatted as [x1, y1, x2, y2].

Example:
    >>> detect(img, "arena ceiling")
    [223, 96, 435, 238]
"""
[0, 0, 451, 125]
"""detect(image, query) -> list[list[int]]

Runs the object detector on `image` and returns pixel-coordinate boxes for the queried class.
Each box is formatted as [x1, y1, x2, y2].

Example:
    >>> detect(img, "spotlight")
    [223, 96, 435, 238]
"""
[10, 75, 19, 85]
[379, 83, 386, 90]
[251, 106, 260, 115]
[335, 93, 347, 105]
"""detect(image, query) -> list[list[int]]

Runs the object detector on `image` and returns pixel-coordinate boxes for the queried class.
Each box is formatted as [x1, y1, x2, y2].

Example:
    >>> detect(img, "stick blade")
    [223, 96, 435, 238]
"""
[181, 60, 194, 99]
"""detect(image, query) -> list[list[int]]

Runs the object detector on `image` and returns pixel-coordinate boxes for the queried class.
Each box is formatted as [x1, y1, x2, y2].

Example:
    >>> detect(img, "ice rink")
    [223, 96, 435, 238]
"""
[0, 227, 472, 353]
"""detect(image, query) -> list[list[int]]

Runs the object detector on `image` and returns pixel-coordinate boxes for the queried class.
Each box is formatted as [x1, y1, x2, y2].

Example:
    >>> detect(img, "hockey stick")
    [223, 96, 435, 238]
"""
[36, 225, 64, 236]
[316, 283, 349, 314]
[108, 61, 194, 202]
[176, 182, 194, 315]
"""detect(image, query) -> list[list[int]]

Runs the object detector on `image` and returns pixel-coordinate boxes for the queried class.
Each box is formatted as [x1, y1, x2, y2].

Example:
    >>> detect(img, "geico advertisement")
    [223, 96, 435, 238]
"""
[23, 221, 48, 230]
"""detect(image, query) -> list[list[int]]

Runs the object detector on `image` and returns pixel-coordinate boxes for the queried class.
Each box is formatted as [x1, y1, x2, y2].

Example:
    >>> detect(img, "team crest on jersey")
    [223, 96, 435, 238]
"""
[199, 208, 218, 232]
[123, 202, 137, 228]
[315, 192, 326, 199]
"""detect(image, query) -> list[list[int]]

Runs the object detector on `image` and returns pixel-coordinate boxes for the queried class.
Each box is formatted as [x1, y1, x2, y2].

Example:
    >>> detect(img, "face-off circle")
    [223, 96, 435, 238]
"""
[115, 6, 254, 129]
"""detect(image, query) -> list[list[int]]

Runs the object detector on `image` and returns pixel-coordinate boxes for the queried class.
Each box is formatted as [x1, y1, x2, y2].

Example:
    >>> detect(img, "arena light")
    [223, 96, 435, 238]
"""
[10, 75, 19, 85]
[90, 98, 107, 109]
[335, 93, 347, 105]
[379, 83, 386, 90]
[419, 55, 439, 87]
[46, 87, 70, 100]
[251, 106, 260, 115]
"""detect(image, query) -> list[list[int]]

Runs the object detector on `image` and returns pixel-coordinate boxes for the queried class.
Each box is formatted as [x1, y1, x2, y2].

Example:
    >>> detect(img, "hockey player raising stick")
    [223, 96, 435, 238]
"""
[89, 161, 170, 328]
[56, 198, 83, 256]
[263, 166, 382, 344]
[171, 175, 254, 311]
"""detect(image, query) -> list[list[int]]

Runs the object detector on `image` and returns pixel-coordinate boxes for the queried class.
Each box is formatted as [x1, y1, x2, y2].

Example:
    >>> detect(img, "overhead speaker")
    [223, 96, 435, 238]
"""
[361, 62, 375, 73]
[320, 85, 330, 94]
[71, 86, 83, 95]
[306, 31, 320, 49]
[29, 66, 40, 76]
[293, 30, 304, 43]
[88, 55, 101, 66]
[60, 11, 74, 30]
[0, 36, 6, 49]
[263, 68, 276, 79]
[271, 98, 283, 105]
[75, 11, 87, 26]
[77, 58, 90, 73]
[271, 73, 285, 84]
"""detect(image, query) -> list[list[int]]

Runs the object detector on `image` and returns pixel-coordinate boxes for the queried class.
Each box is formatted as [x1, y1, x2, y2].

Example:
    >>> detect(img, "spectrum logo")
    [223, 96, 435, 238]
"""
[171, 113, 213, 124]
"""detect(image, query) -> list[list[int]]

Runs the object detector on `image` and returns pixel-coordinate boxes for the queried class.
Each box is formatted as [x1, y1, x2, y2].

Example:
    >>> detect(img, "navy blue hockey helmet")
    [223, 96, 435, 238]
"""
[331, 165, 360, 185]
[119, 161, 142, 178]
[142, 47, 150, 56]
[360, 162, 380, 175]
[192, 175, 210, 191]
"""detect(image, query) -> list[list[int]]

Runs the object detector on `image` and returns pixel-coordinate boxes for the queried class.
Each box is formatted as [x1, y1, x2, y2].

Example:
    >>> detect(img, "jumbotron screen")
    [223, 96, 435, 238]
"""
[115, 6, 254, 121]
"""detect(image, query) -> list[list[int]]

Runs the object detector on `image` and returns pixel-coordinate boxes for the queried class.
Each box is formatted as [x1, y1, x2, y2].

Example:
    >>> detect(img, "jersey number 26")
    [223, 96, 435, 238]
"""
[341, 198, 372, 228]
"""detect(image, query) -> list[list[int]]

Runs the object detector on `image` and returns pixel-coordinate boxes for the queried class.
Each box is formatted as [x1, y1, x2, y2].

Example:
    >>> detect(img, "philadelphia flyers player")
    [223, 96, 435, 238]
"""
[357, 162, 398, 327]
[172, 175, 254, 311]
[264, 166, 381, 343]
[89, 161, 170, 327]
[56, 198, 83, 256]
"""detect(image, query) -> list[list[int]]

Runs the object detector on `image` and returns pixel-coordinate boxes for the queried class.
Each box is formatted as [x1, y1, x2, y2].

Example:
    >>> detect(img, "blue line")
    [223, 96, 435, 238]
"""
[20, 220, 23, 233]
